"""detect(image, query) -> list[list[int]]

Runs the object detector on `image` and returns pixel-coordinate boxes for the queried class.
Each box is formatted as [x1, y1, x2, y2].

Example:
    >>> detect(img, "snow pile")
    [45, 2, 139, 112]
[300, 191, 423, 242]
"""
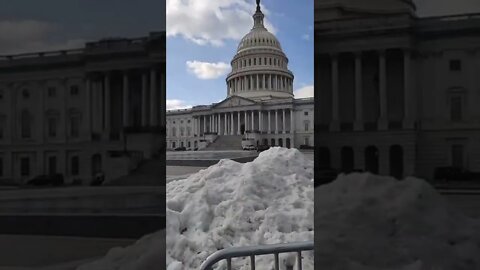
[76, 230, 165, 270]
[167, 147, 314, 270]
[315, 173, 480, 270]
[78, 147, 314, 270]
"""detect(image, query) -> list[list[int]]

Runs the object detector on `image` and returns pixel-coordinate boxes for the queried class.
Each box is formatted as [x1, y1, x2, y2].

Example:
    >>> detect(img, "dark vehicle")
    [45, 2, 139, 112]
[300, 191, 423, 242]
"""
[175, 146, 187, 151]
[315, 168, 339, 187]
[299, 145, 314, 150]
[256, 145, 270, 152]
[434, 166, 470, 182]
[90, 173, 105, 186]
[27, 174, 64, 186]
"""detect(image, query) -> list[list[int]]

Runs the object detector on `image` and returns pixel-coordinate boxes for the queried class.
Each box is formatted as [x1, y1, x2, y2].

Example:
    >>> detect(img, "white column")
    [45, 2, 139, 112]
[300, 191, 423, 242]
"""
[268, 110, 271, 134]
[160, 69, 166, 127]
[224, 113, 227, 135]
[123, 72, 129, 127]
[141, 72, 148, 126]
[237, 111, 241, 135]
[245, 111, 248, 132]
[198, 117, 201, 135]
[193, 118, 196, 136]
[203, 115, 206, 135]
[230, 113, 234, 135]
[259, 111, 262, 133]
[282, 109, 286, 134]
[85, 78, 92, 136]
[104, 73, 110, 132]
[275, 110, 279, 134]
[379, 50, 388, 130]
[251, 111, 255, 131]
[290, 108, 294, 133]
[210, 115, 213, 132]
[256, 74, 259, 90]
[354, 52, 364, 131]
[330, 54, 339, 131]
[403, 49, 413, 129]
[150, 68, 158, 126]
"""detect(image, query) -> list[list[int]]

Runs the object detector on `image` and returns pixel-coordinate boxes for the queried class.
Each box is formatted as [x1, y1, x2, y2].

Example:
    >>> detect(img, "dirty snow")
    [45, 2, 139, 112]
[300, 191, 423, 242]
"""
[78, 147, 314, 270]
[315, 173, 480, 270]
[77, 148, 480, 270]
[167, 147, 314, 270]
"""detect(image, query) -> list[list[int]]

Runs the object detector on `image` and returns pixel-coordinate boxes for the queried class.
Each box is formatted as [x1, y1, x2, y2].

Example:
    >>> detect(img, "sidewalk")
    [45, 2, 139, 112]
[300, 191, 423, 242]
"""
[0, 235, 134, 269]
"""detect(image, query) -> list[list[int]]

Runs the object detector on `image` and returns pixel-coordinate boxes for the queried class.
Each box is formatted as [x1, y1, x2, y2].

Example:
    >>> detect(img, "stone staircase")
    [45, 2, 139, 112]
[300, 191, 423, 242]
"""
[204, 135, 243, 150]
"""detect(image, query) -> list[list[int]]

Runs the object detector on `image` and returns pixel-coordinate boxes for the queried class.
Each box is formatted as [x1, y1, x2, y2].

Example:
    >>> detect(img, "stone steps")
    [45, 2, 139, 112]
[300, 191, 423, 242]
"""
[205, 135, 243, 150]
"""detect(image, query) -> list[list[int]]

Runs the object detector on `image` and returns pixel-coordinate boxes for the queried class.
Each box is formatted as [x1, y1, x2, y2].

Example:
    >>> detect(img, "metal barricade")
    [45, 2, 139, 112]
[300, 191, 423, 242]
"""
[199, 241, 313, 270]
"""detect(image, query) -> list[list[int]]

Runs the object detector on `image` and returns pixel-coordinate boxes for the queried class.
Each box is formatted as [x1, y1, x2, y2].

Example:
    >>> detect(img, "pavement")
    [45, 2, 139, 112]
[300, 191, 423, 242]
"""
[0, 235, 135, 269]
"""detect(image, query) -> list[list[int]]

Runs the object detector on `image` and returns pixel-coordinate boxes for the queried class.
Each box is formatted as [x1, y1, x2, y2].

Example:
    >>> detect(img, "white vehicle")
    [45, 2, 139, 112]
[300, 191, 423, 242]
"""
[241, 138, 256, 150]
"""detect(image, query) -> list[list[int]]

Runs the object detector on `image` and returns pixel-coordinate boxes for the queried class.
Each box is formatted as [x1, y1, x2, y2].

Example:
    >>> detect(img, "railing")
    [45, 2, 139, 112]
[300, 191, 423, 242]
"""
[200, 241, 313, 270]
[0, 49, 84, 61]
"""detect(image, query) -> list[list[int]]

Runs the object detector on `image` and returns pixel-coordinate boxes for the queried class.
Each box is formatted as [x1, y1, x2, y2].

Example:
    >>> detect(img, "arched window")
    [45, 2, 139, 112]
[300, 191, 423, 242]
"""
[365, 146, 379, 174]
[341, 147, 354, 173]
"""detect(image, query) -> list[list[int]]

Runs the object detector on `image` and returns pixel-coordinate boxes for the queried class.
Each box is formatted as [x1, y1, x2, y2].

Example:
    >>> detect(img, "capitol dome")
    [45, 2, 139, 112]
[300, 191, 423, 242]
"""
[236, 23, 282, 53]
[226, 0, 294, 101]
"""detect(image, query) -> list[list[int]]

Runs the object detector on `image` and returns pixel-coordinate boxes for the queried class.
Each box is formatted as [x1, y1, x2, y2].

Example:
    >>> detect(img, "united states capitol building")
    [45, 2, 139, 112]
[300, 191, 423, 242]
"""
[0, 32, 166, 185]
[315, 0, 480, 179]
[166, 2, 314, 150]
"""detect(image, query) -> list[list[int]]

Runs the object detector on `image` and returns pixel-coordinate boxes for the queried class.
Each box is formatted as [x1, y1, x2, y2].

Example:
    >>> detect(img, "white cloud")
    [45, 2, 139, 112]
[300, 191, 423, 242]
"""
[167, 0, 276, 46]
[186, 61, 230, 80]
[0, 20, 87, 54]
[167, 99, 193, 111]
[294, 85, 314, 98]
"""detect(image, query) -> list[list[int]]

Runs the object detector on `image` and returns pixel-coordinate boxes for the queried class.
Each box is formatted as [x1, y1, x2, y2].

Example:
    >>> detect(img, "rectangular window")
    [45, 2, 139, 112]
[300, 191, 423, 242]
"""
[304, 121, 309, 131]
[48, 87, 56, 97]
[449, 60, 461, 71]
[48, 156, 57, 175]
[451, 96, 462, 122]
[20, 157, 30, 176]
[21, 112, 31, 139]
[0, 116, 5, 139]
[70, 116, 80, 138]
[71, 156, 79, 176]
[70, 86, 79, 96]
[304, 111, 308, 116]
[451, 144, 464, 168]
[48, 118, 57, 137]
[304, 137, 309, 146]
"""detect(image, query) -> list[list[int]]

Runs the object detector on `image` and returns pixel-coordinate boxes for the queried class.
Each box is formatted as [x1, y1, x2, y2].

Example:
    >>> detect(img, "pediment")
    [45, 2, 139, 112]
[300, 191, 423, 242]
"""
[213, 96, 257, 109]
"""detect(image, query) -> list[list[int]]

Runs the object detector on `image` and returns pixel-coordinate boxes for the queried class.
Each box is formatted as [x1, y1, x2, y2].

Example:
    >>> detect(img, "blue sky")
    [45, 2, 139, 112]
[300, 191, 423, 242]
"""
[166, 0, 314, 110]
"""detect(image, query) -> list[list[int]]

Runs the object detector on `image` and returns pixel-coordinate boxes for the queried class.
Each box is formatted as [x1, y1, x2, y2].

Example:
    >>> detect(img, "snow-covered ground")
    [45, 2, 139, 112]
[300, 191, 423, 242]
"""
[315, 173, 480, 270]
[167, 147, 314, 270]
[77, 148, 480, 270]
[78, 147, 314, 270]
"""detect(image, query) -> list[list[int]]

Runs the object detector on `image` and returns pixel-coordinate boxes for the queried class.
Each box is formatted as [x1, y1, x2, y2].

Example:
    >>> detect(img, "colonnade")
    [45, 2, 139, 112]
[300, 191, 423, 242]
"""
[228, 73, 293, 94]
[194, 108, 295, 136]
[325, 49, 413, 131]
[85, 67, 165, 136]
